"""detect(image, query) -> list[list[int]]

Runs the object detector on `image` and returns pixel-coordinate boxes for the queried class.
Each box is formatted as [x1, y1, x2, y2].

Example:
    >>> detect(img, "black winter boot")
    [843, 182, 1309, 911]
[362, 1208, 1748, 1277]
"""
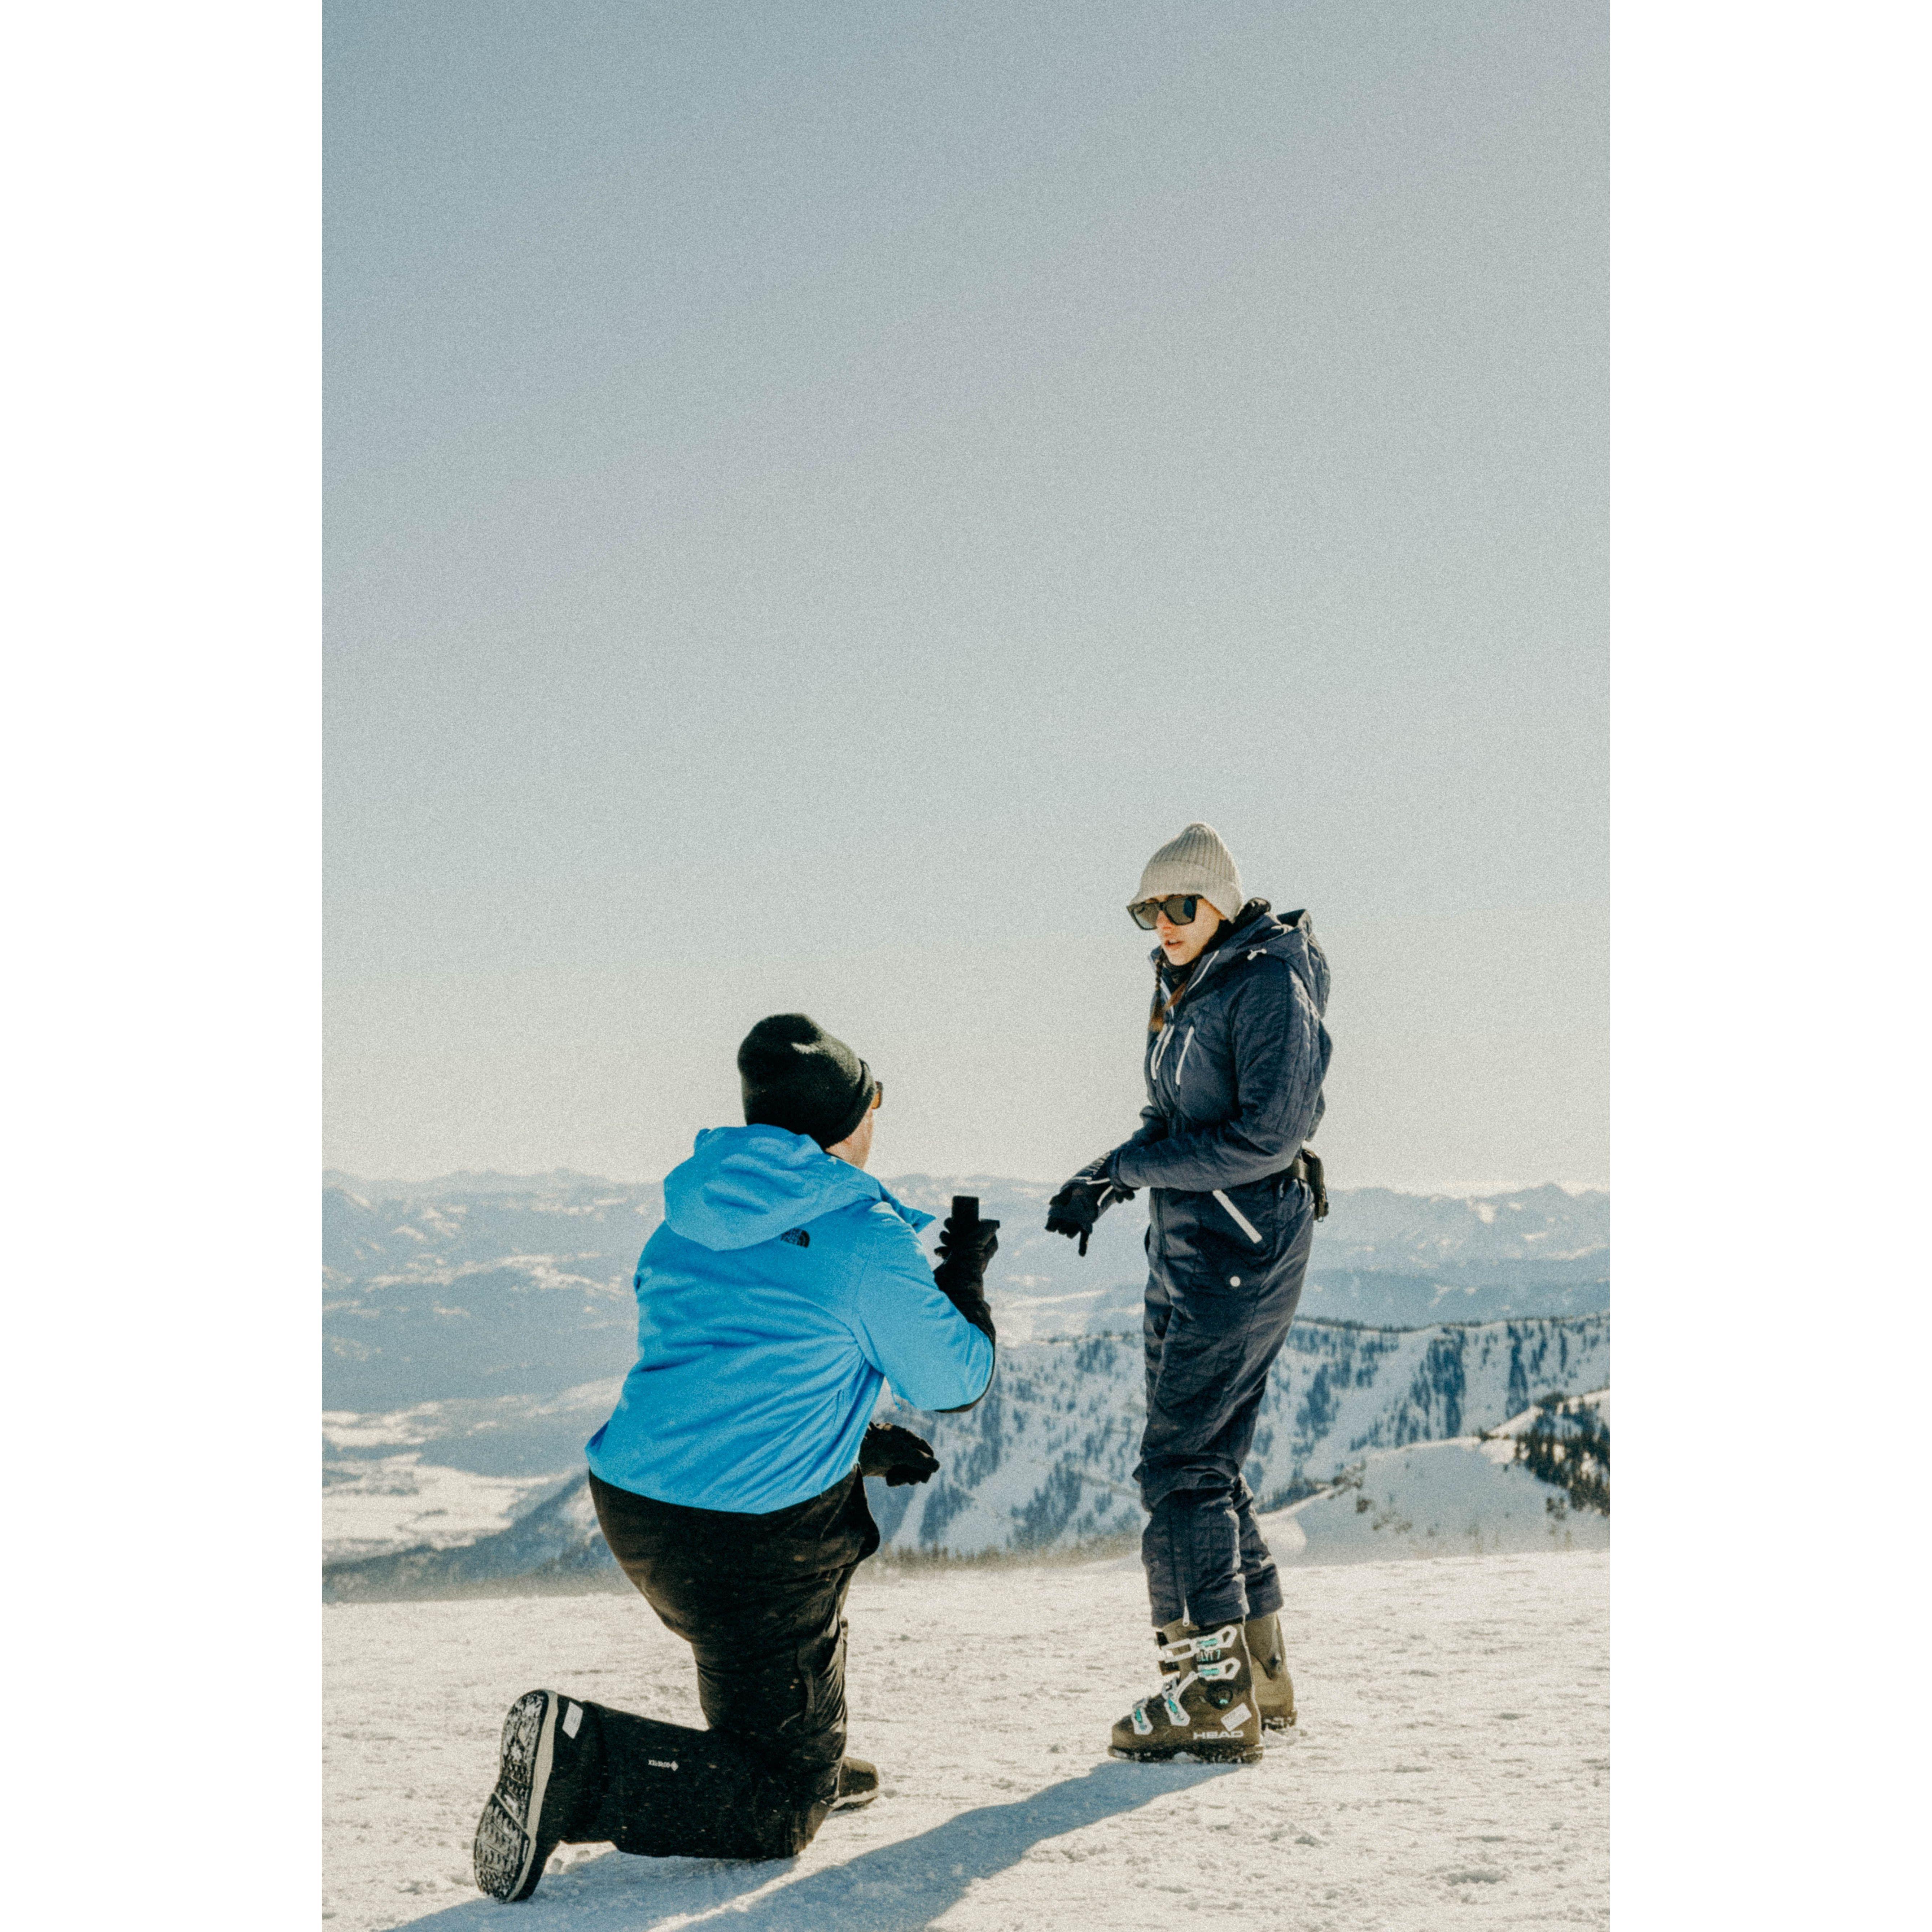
[473, 1690, 600, 1903]
[832, 1757, 879, 1811]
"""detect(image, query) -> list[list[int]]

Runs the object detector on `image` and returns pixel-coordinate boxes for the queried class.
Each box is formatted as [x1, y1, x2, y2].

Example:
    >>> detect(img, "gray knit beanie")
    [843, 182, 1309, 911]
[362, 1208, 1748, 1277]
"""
[1132, 822, 1245, 923]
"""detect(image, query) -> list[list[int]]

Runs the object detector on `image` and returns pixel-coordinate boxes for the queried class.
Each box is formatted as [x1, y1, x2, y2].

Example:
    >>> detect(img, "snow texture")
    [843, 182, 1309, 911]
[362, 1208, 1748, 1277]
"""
[324, 1549, 1607, 1930]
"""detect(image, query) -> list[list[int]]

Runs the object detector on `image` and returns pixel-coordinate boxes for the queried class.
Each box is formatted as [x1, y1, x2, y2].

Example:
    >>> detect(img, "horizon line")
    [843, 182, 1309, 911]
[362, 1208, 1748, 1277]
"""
[322, 1165, 1610, 1201]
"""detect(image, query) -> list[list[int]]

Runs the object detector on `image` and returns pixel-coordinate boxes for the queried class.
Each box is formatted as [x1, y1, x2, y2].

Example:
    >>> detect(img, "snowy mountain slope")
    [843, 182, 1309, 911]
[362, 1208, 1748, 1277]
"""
[324, 1314, 1607, 1596]
[1311, 1181, 1607, 1267]
[324, 1182, 656, 1408]
[1296, 1259, 1608, 1326]
[1264, 1433, 1610, 1565]
[323, 1549, 1609, 1931]
[324, 1172, 1609, 1404]
[839, 1174, 1608, 1336]
[1294, 1182, 1608, 1325]
[326, 1474, 609, 1599]
[324, 1457, 574, 1564]
[870, 1315, 1608, 1559]
[325, 1381, 623, 1481]
[1487, 1386, 1610, 1434]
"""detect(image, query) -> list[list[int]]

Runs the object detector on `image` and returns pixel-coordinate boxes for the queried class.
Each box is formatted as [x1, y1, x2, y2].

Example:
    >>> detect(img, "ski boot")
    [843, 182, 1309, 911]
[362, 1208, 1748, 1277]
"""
[1109, 1621, 1263, 1763]
[473, 1690, 599, 1903]
[1244, 1611, 1297, 1731]
[1153, 1613, 1291, 1720]
[833, 1757, 880, 1811]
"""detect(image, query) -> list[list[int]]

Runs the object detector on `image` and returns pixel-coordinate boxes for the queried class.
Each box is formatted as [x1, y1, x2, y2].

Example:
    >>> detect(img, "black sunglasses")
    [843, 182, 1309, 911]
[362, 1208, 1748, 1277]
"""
[1129, 894, 1202, 931]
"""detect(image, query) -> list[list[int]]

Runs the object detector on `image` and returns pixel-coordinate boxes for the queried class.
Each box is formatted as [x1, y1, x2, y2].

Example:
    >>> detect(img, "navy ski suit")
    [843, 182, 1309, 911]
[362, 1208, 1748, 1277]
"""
[1101, 902, 1332, 1630]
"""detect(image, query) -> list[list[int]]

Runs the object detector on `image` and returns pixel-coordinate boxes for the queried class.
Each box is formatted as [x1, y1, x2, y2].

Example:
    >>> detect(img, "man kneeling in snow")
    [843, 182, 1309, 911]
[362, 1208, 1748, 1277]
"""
[472, 1013, 997, 1901]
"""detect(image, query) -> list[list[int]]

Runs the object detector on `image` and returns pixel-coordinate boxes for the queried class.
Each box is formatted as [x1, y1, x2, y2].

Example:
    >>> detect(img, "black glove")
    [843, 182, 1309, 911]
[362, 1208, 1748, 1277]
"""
[935, 1205, 1000, 1283]
[1045, 1162, 1136, 1256]
[858, 1421, 939, 1487]
[933, 1200, 999, 1346]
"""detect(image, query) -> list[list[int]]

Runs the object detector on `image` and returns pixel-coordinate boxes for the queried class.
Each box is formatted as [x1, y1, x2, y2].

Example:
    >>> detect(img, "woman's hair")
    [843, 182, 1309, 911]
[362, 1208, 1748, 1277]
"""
[1148, 975, 1180, 1036]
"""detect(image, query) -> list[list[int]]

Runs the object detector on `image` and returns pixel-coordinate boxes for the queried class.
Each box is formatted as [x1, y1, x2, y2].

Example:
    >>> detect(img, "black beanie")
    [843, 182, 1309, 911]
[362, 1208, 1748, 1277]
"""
[737, 1013, 877, 1149]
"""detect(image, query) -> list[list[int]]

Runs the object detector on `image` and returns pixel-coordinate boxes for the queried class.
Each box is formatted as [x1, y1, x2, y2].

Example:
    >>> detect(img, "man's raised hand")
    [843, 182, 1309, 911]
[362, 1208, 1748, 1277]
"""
[935, 1200, 1000, 1280]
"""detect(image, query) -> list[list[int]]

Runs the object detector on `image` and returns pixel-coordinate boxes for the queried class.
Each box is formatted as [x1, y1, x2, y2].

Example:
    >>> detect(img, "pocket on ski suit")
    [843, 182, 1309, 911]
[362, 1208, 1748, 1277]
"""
[1134, 1176, 1314, 1513]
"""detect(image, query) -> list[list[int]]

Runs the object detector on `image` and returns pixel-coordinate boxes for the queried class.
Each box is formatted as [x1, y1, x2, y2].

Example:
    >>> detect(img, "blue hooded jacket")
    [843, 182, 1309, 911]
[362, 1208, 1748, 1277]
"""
[586, 1125, 994, 1514]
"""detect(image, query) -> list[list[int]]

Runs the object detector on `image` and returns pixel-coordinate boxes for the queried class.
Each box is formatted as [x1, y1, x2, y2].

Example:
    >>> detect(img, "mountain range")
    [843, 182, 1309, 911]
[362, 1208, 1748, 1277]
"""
[321, 1167, 1608, 1596]
[323, 1170, 1607, 1410]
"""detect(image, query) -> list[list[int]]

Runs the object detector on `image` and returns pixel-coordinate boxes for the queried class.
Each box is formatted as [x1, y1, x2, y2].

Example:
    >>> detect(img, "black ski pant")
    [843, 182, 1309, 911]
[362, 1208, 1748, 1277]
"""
[554, 1468, 878, 1862]
[1134, 1174, 1315, 1630]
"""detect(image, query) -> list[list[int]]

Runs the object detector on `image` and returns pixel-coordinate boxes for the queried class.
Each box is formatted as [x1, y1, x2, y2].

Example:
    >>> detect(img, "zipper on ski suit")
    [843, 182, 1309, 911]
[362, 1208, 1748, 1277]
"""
[1149, 940, 1277, 1248]
[1149, 939, 1236, 1083]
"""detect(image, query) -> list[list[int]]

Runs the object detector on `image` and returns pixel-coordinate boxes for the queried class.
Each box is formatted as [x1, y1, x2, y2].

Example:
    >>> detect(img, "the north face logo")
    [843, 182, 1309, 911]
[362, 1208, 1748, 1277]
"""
[779, 1228, 810, 1247]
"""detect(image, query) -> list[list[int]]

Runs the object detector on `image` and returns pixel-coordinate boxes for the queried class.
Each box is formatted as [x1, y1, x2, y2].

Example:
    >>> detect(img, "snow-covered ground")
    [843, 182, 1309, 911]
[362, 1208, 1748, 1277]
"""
[325, 1549, 1607, 1930]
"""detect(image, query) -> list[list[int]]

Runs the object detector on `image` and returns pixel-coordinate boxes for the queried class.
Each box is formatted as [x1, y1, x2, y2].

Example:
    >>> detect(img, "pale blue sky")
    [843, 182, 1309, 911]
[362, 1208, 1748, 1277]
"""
[325, 0, 1605, 1189]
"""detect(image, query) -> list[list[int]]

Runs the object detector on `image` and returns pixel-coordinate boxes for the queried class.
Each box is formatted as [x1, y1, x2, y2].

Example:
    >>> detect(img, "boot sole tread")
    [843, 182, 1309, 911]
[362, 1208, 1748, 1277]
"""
[1108, 1744, 1264, 1766]
[473, 1691, 557, 1903]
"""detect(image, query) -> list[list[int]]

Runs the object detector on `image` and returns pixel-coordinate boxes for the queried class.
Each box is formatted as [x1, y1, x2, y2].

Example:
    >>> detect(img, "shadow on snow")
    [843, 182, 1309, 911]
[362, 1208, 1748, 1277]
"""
[389, 1759, 1236, 1931]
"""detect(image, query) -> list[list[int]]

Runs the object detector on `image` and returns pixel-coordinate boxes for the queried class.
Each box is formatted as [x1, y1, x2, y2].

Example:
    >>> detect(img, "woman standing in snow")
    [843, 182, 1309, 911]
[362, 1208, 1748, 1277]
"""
[1046, 822, 1332, 1762]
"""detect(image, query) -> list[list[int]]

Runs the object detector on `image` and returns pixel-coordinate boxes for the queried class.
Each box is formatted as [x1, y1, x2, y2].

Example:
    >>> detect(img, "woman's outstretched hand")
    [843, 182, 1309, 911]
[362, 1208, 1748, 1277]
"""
[1045, 1163, 1136, 1256]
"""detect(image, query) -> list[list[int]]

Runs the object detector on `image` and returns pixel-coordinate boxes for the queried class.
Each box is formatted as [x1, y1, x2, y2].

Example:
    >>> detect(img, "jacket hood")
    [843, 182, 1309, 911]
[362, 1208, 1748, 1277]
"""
[662, 1124, 935, 1252]
[1151, 901, 1330, 1017]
